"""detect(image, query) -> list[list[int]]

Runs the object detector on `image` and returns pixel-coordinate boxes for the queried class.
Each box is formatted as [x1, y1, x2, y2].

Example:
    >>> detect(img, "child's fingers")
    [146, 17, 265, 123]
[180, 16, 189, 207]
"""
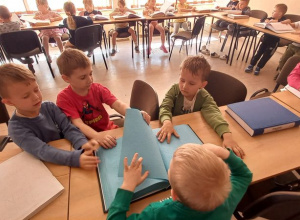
[136, 157, 143, 168]
[124, 157, 128, 171]
[141, 171, 149, 182]
[174, 130, 180, 138]
[130, 153, 139, 167]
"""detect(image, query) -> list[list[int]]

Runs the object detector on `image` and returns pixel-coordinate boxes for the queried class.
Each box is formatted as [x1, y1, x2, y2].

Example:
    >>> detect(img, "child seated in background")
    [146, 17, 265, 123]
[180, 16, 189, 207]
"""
[275, 19, 300, 79]
[79, 0, 102, 18]
[56, 49, 150, 149]
[63, 1, 93, 53]
[0, 63, 99, 169]
[109, 0, 139, 56]
[245, 4, 288, 75]
[212, 0, 239, 30]
[206, 0, 250, 58]
[287, 62, 300, 90]
[143, 0, 168, 55]
[34, 0, 64, 63]
[172, 0, 196, 35]
[0, 6, 35, 71]
[157, 55, 244, 158]
[0, 5, 22, 34]
[107, 143, 252, 220]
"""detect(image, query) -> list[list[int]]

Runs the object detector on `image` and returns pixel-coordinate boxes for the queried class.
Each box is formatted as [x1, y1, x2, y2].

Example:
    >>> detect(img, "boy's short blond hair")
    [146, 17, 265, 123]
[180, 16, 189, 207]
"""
[83, 0, 94, 7]
[0, 63, 35, 98]
[276, 4, 288, 15]
[179, 56, 211, 81]
[0, 5, 11, 20]
[169, 144, 231, 211]
[57, 48, 91, 76]
[36, 0, 48, 6]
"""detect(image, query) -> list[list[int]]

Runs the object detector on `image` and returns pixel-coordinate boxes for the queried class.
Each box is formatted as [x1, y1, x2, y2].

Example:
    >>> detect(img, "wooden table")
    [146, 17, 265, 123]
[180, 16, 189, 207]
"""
[0, 139, 72, 220]
[68, 100, 300, 219]
[272, 90, 300, 113]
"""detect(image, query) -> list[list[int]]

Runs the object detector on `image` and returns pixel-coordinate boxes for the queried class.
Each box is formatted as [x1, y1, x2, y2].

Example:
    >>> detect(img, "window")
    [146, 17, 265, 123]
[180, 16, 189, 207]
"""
[0, 0, 26, 12]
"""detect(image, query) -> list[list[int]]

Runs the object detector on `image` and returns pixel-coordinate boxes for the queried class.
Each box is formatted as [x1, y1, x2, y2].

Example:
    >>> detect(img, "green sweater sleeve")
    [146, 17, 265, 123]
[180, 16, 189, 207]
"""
[199, 89, 230, 137]
[224, 150, 253, 211]
[107, 188, 155, 220]
[159, 84, 179, 123]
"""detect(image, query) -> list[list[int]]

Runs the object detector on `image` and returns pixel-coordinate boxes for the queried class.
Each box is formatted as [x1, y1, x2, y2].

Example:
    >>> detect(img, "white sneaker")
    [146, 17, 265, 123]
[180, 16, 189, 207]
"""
[210, 52, 220, 58]
[201, 45, 206, 51]
[201, 49, 210, 55]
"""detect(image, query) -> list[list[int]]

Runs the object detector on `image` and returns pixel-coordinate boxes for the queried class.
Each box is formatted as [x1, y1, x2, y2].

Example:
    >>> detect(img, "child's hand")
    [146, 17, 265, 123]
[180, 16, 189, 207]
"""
[141, 110, 151, 124]
[121, 153, 149, 192]
[156, 120, 180, 144]
[78, 11, 84, 16]
[79, 148, 100, 170]
[82, 139, 99, 152]
[281, 19, 291, 24]
[222, 133, 245, 159]
[96, 134, 117, 149]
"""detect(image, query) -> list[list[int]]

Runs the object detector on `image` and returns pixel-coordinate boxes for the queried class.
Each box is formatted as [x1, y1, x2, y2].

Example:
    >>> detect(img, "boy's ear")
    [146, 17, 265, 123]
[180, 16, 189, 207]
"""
[201, 81, 208, 89]
[61, 74, 70, 83]
[1, 98, 14, 107]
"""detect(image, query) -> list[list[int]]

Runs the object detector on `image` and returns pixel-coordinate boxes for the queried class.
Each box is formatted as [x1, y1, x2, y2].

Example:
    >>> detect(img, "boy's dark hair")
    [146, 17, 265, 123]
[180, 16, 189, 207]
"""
[0, 63, 35, 98]
[0, 5, 11, 20]
[276, 4, 288, 15]
[179, 56, 211, 81]
[56, 48, 91, 77]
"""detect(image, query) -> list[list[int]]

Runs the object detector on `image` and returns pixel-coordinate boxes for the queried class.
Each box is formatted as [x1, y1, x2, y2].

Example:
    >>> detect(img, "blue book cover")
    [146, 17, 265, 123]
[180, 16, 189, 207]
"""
[226, 97, 300, 136]
[95, 109, 202, 212]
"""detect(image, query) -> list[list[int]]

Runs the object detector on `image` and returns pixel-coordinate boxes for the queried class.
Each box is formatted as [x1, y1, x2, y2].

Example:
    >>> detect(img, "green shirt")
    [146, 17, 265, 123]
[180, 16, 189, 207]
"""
[107, 150, 253, 220]
[159, 84, 230, 137]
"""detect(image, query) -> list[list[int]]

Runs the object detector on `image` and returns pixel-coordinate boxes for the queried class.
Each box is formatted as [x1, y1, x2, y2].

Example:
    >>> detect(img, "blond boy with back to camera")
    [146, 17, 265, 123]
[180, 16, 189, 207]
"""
[56, 49, 150, 149]
[0, 63, 99, 169]
[107, 143, 252, 219]
[157, 56, 245, 158]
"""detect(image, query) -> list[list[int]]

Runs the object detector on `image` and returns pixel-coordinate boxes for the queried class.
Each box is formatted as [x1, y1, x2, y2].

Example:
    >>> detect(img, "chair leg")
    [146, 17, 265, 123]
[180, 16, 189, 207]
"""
[186, 41, 188, 56]
[169, 39, 176, 60]
[221, 34, 228, 52]
[100, 45, 108, 70]
[35, 55, 39, 64]
[237, 37, 247, 60]
[246, 35, 256, 63]
[242, 34, 251, 61]
[44, 53, 54, 78]
[92, 54, 95, 65]
[102, 31, 108, 58]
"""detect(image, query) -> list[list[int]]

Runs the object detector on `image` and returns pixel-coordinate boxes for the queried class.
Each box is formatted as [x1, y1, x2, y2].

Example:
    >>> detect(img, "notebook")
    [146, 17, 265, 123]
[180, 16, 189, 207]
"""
[254, 22, 294, 34]
[112, 12, 141, 20]
[95, 109, 202, 212]
[285, 84, 300, 99]
[227, 14, 249, 19]
[0, 151, 64, 220]
[226, 97, 300, 136]
[150, 1, 174, 17]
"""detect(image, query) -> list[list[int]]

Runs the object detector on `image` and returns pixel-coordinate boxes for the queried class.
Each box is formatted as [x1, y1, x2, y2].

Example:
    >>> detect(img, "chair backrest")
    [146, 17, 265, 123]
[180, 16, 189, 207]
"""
[0, 98, 10, 125]
[242, 191, 300, 220]
[191, 16, 206, 37]
[130, 80, 159, 120]
[75, 24, 102, 52]
[0, 30, 42, 59]
[250, 10, 268, 20]
[276, 55, 300, 88]
[285, 14, 300, 23]
[205, 70, 247, 106]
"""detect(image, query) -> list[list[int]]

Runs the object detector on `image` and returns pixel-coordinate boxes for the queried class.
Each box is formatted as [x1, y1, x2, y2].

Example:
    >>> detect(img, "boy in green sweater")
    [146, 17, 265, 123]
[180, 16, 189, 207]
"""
[157, 56, 244, 158]
[107, 143, 252, 220]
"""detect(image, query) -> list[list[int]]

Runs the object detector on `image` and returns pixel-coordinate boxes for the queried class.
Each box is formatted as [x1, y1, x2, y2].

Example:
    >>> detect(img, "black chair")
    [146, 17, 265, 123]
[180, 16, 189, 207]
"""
[250, 55, 300, 99]
[0, 98, 12, 151]
[169, 16, 206, 60]
[0, 30, 55, 78]
[75, 24, 108, 70]
[234, 191, 300, 220]
[130, 80, 159, 120]
[110, 80, 160, 127]
[108, 21, 137, 58]
[205, 70, 247, 106]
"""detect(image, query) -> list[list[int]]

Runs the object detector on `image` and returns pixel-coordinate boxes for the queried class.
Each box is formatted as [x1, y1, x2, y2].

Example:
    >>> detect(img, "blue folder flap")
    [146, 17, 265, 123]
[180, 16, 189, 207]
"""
[118, 109, 168, 180]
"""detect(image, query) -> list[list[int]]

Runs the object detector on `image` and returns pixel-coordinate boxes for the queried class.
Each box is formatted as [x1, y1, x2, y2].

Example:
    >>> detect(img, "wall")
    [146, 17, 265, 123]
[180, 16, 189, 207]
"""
[248, 0, 300, 16]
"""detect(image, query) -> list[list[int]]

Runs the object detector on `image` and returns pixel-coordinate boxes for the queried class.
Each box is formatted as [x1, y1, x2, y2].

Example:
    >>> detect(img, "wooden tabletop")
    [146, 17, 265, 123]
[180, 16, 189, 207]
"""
[272, 90, 300, 113]
[68, 100, 300, 219]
